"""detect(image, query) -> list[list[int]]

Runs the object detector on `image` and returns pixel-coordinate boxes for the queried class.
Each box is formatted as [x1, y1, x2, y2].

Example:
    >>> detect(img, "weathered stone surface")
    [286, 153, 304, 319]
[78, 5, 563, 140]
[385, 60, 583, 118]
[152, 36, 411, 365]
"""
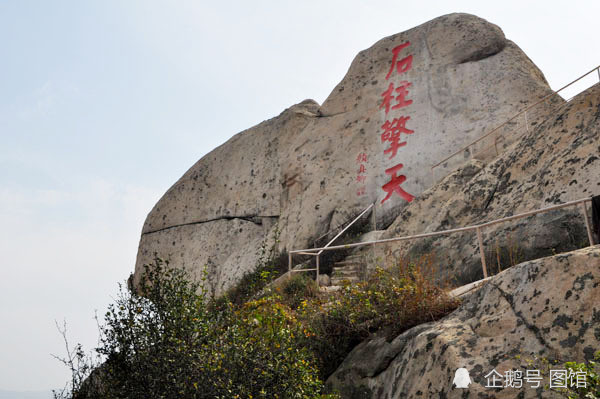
[327, 245, 600, 398]
[134, 99, 319, 294]
[135, 13, 559, 295]
[370, 83, 600, 285]
[276, 13, 559, 250]
[318, 274, 331, 287]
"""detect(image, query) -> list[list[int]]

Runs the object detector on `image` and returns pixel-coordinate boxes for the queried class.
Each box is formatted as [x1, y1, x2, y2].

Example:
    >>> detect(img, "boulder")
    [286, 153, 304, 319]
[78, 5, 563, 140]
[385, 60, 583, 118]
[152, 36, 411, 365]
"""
[135, 13, 559, 296]
[318, 274, 332, 287]
[326, 245, 600, 398]
[135, 100, 319, 294]
[370, 83, 600, 285]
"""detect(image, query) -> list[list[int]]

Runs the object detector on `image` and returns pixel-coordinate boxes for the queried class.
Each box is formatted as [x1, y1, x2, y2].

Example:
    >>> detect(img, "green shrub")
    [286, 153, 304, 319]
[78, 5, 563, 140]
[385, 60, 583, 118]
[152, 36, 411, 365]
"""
[277, 273, 319, 310]
[58, 257, 336, 399]
[519, 351, 600, 398]
[560, 351, 600, 399]
[56, 252, 458, 397]
[297, 254, 460, 378]
[222, 236, 289, 307]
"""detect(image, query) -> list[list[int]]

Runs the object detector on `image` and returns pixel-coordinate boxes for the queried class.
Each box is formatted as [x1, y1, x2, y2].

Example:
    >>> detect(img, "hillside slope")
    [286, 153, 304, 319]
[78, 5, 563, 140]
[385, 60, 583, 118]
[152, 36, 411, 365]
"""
[327, 245, 600, 398]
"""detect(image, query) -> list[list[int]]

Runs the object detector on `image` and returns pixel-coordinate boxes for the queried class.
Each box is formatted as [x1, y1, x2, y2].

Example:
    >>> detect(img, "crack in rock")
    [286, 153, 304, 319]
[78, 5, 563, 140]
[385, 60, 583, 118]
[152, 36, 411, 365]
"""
[143, 215, 280, 235]
[489, 281, 552, 350]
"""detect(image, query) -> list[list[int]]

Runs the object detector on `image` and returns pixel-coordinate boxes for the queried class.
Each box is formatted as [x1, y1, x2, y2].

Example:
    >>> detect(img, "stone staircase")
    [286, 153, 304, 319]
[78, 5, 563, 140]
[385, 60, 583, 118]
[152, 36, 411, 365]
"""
[330, 254, 365, 286]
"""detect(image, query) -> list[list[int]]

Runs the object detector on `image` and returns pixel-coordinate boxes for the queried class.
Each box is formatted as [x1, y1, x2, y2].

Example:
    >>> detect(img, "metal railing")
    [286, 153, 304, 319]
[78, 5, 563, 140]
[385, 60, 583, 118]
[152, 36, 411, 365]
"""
[311, 203, 376, 248]
[289, 197, 596, 283]
[430, 65, 600, 182]
[288, 202, 374, 286]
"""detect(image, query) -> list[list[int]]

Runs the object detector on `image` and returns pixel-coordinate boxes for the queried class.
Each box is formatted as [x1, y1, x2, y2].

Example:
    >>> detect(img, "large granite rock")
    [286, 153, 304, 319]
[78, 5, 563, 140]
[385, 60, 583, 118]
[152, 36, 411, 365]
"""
[326, 245, 600, 398]
[135, 13, 559, 295]
[370, 83, 600, 286]
[135, 100, 319, 293]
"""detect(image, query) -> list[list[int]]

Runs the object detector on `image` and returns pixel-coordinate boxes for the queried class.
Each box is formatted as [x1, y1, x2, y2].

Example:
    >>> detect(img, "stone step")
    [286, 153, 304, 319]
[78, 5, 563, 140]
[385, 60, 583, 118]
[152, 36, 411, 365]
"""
[330, 273, 360, 284]
[345, 254, 365, 260]
[330, 275, 361, 285]
[332, 265, 360, 273]
[332, 269, 360, 277]
[333, 262, 362, 269]
[334, 260, 362, 267]
[319, 285, 341, 293]
[332, 265, 361, 274]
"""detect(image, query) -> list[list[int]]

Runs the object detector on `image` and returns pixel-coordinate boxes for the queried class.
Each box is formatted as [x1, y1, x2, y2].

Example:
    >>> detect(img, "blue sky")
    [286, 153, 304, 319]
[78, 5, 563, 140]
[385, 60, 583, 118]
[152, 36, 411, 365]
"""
[1, 0, 599, 393]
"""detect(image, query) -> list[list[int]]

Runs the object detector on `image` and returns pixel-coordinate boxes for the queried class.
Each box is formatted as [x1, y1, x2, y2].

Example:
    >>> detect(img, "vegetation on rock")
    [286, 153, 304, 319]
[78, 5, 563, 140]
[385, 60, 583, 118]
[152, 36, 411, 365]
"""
[290, 254, 461, 378]
[561, 352, 600, 399]
[55, 254, 459, 398]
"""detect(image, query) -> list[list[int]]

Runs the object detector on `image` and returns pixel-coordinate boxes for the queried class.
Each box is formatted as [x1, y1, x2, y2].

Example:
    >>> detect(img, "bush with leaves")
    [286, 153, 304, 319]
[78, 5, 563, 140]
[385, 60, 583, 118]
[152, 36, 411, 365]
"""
[57, 252, 459, 397]
[296, 254, 461, 378]
[560, 351, 600, 399]
[222, 235, 289, 308]
[276, 273, 320, 310]
[58, 257, 337, 399]
[213, 295, 329, 398]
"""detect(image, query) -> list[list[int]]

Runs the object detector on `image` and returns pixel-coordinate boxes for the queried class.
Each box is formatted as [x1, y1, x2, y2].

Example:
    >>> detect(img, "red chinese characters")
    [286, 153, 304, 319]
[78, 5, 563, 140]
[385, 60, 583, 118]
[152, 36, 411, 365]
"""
[381, 163, 415, 203]
[385, 42, 412, 80]
[380, 117, 414, 159]
[379, 41, 415, 204]
[356, 152, 368, 196]
[380, 81, 413, 114]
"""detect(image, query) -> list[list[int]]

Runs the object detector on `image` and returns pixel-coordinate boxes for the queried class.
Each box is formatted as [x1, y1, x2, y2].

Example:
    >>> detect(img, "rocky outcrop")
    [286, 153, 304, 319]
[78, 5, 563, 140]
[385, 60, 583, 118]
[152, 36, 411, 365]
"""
[370, 83, 600, 285]
[326, 245, 600, 398]
[135, 13, 560, 296]
[135, 99, 319, 294]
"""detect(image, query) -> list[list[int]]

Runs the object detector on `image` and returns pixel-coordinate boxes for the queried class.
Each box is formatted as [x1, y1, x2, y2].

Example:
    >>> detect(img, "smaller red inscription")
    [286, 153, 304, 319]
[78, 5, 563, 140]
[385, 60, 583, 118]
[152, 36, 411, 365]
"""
[385, 42, 412, 80]
[356, 152, 368, 197]
[381, 163, 414, 204]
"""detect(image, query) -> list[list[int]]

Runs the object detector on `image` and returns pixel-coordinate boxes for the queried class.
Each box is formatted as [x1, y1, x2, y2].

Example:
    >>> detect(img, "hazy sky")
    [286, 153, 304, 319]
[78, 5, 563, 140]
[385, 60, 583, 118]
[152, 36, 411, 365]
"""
[1, 0, 599, 392]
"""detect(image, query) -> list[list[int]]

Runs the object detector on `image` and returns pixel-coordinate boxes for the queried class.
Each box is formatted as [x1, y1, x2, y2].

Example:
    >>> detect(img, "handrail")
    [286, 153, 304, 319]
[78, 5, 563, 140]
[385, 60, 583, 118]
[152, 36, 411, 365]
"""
[312, 203, 374, 247]
[288, 202, 374, 286]
[431, 65, 600, 180]
[290, 196, 595, 282]
[318, 203, 374, 256]
[288, 65, 600, 287]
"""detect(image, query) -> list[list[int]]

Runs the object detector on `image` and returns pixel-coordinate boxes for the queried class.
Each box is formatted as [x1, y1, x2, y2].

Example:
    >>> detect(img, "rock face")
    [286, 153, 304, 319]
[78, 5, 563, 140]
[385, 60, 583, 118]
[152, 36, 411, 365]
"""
[135, 13, 559, 296]
[135, 100, 319, 293]
[369, 82, 600, 286]
[326, 245, 600, 398]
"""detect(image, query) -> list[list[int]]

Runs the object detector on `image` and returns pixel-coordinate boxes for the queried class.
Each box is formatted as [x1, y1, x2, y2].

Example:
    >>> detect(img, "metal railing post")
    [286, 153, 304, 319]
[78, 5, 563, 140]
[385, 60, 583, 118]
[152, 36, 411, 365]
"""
[316, 254, 320, 287]
[371, 202, 377, 231]
[288, 252, 292, 280]
[476, 227, 488, 279]
[581, 201, 595, 246]
[290, 197, 593, 287]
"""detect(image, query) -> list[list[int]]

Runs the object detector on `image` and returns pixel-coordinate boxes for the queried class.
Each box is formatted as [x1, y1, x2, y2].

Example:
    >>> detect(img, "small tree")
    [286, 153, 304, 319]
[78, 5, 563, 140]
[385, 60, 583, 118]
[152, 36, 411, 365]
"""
[57, 257, 335, 398]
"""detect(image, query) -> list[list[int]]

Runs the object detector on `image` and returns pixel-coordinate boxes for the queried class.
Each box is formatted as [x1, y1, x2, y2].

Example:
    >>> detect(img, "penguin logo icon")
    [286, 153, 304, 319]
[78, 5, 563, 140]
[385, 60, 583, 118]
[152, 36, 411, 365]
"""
[453, 367, 472, 389]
